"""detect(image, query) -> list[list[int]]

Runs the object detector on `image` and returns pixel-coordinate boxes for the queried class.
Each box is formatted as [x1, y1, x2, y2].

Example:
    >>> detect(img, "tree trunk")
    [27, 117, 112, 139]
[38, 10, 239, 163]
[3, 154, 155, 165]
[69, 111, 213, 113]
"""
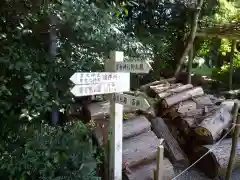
[49, 14, 59, 125]
[187, 45, 194, 84]
[174, 0, 204, 76]
[229, 40, 236, 90]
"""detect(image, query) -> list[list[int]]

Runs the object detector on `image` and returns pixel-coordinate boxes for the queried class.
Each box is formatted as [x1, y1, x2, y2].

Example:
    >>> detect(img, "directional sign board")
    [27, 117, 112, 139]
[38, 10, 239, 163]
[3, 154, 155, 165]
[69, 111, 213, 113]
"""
[116, 61, 152, 73]
[70, 72, 129, 85]
[114, 93, 150, 111]
[70, 72, 130, 97]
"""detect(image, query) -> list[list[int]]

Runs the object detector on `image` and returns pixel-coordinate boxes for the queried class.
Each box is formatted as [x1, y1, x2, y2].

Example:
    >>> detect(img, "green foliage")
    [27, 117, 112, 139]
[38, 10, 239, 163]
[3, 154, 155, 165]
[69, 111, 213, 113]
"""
[0, 121, 100, 180]
[0, 0, 153, 134]
[1, 0, 155, 179]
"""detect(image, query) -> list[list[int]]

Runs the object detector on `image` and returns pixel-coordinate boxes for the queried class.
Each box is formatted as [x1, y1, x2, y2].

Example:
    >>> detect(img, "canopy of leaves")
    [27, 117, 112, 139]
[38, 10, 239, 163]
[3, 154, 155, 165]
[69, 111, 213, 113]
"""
[0, 0, 153, 131]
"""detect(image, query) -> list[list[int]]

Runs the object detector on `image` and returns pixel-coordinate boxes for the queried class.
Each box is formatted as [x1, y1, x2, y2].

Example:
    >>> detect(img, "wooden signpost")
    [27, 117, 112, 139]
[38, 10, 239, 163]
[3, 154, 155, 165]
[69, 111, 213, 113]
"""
[70, 51, 152, 180]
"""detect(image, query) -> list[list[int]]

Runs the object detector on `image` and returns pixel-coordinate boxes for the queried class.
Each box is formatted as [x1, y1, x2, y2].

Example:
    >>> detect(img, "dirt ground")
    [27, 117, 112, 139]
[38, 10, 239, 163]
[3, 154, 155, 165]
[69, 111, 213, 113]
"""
[173, 167, 240, 180]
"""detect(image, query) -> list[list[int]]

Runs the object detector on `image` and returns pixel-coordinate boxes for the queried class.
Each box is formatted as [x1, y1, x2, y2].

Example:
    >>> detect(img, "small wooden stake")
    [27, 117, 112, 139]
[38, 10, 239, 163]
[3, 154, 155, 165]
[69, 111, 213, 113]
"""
[156, 139, 164, 180]
[153, 169, 157, 180]
[225, 102, 239, 180]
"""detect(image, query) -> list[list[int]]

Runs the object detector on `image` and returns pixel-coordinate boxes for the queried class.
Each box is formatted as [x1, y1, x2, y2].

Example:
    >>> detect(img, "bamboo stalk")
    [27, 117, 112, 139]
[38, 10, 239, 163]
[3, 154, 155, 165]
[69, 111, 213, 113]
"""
[225, 102, 239, 180]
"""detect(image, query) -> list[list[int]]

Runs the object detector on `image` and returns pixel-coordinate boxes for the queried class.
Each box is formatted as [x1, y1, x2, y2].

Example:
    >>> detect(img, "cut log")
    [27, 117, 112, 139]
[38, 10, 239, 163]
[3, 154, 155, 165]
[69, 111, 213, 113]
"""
[148, 83, 172, 98]
[123, 131, 159, 168]
[156, 84, 193, 99]
[194, 106, 232, 144]
[192, 138, 240, 178]
[151, 117, 188, 166]
[166, 95, 213, 118]
[175, 100, 197, 114]
[162, 100, 197, 119]
[140, 77, 176, 92]
[220, 99, 240, 113]
[193, 95, 214, 107]
[148, 83, 182, 98]
[126, 160, 175, 180]
[176, 105, 221, 134]
[123, 116, 151, 139]
[163, 120, 187, 149]
[207, 94, 225, 104]
[161, 87, 204, 108]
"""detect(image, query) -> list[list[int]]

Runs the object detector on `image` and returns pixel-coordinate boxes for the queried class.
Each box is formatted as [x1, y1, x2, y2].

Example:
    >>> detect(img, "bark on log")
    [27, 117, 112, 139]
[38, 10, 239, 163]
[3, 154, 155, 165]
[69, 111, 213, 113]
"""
[193, 95, 214, 106]
[194, 106, 232, 144]
[177, 105, 220, 133]
[191, 138, 240, 178]
[163, 120, 187, 149]
[220, 100, 240, 113]
[156, 84, 193, 99]
[170, 95, 213, 116]
[150, 117, 189, 167]
[123, 131, 160, 168]
[126, 159, 175, 180]
[123, 116, 151, 139]
[140, 77, 176, 92]
[161, 87, 204, 108]
[148, 83, 182, 98]
[162, 99, 197, 119]
[162, 95, 213, 121]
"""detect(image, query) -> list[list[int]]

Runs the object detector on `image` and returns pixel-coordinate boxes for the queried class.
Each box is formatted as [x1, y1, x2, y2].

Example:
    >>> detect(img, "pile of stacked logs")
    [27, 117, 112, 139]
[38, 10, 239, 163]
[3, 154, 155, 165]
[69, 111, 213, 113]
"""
[140, 79, 240, 178]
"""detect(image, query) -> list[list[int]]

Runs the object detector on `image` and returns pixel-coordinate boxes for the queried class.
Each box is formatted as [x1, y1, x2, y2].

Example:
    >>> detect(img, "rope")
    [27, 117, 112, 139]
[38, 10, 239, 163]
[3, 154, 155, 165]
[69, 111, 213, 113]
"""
[171, 124, 235, 180]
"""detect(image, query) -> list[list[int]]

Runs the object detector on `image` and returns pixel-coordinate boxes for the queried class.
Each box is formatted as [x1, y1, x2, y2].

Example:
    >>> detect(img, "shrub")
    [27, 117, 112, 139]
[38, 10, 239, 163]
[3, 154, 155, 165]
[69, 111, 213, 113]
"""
[0, 121, 101, 180]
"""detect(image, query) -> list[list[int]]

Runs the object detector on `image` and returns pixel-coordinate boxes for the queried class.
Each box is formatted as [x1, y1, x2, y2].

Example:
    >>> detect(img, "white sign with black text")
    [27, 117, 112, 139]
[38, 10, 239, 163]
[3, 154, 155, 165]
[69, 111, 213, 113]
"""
[114, 93, 150, 111]
[70, 72, 130, 97]
[116, 61, 152, 74]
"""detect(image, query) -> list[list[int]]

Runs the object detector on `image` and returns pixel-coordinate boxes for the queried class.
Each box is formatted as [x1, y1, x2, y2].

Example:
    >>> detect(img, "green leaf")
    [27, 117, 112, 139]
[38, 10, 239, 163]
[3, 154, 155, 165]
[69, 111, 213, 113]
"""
[23, 84, 31, 90]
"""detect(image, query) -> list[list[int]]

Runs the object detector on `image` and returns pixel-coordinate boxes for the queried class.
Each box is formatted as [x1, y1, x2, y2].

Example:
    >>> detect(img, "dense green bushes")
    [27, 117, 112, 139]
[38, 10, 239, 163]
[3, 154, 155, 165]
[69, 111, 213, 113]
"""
[0, 1, 152, 178]
[0, 121, 101, 180]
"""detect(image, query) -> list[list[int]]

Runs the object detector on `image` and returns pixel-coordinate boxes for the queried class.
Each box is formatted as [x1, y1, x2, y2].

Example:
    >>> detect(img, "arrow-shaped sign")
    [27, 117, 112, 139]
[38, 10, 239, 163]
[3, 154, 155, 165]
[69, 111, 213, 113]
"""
[70, 72, 130, 97]
[70, 72, 129, 85]
[116, 61, 152, 74]
[114, 93, 150, 111]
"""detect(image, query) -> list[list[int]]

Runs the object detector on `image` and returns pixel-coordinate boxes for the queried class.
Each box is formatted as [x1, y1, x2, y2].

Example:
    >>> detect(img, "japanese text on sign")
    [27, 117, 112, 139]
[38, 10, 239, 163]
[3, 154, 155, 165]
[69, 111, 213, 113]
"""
[114, 93, 151, 110]
[116, 63, 144, 71]
[70, 72, 129, 85]
[115, 94, 141, 107]
[71, 82, 129, 97]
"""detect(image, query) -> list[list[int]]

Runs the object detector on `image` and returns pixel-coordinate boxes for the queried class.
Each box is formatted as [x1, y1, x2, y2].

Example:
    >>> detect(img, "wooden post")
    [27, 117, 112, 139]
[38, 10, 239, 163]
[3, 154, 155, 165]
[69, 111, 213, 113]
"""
[229, 40, 236, 90]
[153, 169, 157, 180]
[187, 45, 194, 84]
[225, 102, 239, 180]
[105, 51, 124, 180]
[155, 139, 164, 180]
